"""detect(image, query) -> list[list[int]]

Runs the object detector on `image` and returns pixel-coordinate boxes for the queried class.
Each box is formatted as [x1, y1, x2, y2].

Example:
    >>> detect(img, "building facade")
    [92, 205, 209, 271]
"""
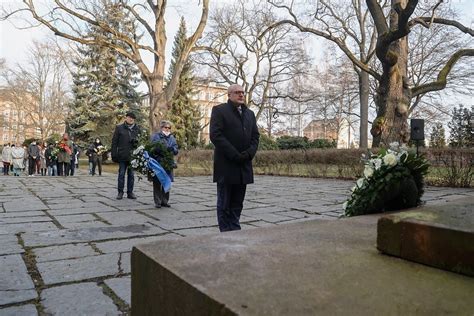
[192, 81, 228, 144]
[303, 118, 355, 148]
[0, 88, 66, 145]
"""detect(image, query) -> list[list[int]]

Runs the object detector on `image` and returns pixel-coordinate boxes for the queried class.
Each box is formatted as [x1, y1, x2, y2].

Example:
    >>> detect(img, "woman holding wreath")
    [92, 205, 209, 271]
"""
[150, 120, 178, 208]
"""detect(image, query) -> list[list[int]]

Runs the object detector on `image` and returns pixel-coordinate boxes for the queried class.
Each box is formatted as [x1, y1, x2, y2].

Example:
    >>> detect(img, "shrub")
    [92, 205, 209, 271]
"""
[258, 133, 278, 150]
[276, 136, 309, 150]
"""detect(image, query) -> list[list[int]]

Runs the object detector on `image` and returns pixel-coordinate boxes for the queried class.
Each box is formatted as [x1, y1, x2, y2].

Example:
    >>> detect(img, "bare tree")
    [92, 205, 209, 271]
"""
[194, 0, 311, 123]
[2, 0, 209, 132]
[266, 0, 473, 147]
[266, 0, 389, 148]
[1, 41, 70, 141]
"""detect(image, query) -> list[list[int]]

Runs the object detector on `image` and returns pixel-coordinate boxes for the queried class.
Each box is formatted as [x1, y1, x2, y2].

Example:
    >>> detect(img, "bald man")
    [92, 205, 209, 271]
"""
[210, 84, 260, 232]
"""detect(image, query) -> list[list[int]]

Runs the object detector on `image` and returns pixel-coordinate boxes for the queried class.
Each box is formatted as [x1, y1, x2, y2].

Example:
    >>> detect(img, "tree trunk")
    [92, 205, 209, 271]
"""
[371, 1, 411, 147]
[358, 71, 369, 148]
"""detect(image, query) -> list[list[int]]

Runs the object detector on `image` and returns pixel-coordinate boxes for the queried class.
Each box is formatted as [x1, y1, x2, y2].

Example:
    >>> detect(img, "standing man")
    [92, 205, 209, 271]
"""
[27, 140, 40, 176]
[210, 84, 260, 232]
[111, 112, 140, 200]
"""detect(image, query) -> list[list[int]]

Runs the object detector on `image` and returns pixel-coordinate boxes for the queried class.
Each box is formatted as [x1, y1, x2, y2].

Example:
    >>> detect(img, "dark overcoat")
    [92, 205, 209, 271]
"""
[210, 101, 260, 184]
[111, 123, 141, 162]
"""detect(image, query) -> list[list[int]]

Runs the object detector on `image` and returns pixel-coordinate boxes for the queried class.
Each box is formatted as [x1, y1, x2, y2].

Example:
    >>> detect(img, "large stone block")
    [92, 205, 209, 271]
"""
[132, 216, 474, 315]
[377, 197, 474, 276]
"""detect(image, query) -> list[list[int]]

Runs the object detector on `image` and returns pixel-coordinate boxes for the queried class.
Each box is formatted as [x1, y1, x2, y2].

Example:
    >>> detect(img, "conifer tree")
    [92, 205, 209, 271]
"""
[166, 17, 201, 149]
[69, 2, 143, 148]
[448, 105, 472, 148]
[429, 123, 446, 148]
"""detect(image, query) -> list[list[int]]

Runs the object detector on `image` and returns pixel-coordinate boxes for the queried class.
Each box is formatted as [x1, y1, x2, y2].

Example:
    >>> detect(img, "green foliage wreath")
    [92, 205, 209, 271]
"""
[343, 142, 430, 217]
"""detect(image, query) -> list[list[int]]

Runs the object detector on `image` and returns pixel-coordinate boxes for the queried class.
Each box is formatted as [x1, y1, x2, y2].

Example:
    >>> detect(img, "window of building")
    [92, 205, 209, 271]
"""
[3, 135, 8, 141]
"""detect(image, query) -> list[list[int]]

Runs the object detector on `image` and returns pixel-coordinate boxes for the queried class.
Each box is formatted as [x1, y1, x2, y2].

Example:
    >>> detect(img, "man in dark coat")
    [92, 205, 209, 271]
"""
[210, 83, 260, 232]
[111, 112, 141, 200]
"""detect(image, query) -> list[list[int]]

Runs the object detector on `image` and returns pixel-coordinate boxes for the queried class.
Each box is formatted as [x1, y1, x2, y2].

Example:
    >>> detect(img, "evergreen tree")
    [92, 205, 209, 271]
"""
[429, 123, 446, 148]
[166, 17, 201, 149]
[68, 2, 143, 148]
[449, 105, 473, 148]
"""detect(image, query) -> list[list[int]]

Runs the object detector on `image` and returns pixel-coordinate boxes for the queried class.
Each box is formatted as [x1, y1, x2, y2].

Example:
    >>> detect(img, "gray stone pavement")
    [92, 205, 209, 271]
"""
[1, 169, 473, 315]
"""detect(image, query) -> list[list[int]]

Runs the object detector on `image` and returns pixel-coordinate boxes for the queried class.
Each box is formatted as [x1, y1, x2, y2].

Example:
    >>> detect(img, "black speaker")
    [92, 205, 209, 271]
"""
[410, 119, 425, 141]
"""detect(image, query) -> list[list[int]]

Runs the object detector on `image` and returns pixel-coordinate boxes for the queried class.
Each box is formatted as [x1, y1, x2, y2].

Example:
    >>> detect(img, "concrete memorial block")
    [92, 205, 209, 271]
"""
[377, 197, 474, 276]
[132, 217, 474, 315]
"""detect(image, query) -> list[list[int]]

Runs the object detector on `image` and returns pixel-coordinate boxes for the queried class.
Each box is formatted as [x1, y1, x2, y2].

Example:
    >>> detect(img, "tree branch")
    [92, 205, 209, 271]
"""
[260, 20, 381, 81]
[411, 48, 474, 97]
[409, 17, 474, 36]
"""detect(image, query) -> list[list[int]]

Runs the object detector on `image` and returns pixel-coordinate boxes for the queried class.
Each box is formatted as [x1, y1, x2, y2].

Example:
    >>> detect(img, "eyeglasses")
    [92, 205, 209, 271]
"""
[163, 126, 171, 130]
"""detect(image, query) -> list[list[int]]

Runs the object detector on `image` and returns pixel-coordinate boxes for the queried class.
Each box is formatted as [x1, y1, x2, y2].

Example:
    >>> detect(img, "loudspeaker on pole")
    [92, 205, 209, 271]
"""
[410, 119, 425, 141]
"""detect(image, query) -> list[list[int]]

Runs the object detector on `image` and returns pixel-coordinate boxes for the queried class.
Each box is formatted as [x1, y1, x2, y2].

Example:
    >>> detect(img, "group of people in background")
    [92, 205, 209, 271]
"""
[1, 132, 106, 177]
[1, 133, 80, 177]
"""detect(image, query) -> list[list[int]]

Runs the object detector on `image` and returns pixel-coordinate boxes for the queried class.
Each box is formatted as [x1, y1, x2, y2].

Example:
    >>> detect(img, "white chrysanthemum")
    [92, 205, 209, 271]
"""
[363, 166, 374, 178]
[132, 146, 144, 155]
[373, 158, 382, 170]
[383, 153, 397, 166]
[389, 142, 399, 151]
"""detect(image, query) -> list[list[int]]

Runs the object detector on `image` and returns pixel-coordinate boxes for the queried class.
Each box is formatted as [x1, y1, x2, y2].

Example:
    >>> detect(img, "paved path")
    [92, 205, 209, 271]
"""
[1, 170, 473, 315]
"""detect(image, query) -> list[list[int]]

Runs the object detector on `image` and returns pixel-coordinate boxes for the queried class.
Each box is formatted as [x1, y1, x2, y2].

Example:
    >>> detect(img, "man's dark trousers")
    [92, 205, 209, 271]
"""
[217, 182, 247, 232]
[118, 161, 134, 193]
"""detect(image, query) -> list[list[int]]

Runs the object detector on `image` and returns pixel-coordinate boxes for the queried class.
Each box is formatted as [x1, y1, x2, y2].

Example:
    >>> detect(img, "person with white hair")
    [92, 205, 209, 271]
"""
[209, 83, 260, 232]
[150, 120, 179, 208]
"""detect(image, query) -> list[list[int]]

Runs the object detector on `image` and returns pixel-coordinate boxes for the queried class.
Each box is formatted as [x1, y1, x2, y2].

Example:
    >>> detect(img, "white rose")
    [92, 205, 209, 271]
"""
[363, 166, 374, 178]
[383, 153, 397, 166]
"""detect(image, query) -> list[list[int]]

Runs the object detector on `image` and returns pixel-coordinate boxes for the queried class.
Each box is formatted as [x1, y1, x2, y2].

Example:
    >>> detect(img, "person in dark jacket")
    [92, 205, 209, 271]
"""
[86, 143, 97, 175]
[27, 140, 40, 176]
[209, 84, 260, 232]
[93, 138, 104, 176]
[150, 120, 179, 208]
[111, 112, 141, 200]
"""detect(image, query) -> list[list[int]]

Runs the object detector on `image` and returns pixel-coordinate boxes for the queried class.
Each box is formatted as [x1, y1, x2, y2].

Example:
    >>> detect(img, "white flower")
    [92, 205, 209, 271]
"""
[363, 166, 374, 178]
[373, 158, 382, 170]
[132, 145, 144, 155]
[356, 178, 365, 188]
[351, 185, 357, 192]
[342, 201, 348, 210]
[383, 153, 397, 166]
[389, 142, 399, 151]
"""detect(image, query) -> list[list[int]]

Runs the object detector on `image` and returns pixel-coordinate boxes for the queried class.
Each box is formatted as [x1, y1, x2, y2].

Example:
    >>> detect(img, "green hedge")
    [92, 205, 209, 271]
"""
[175, 148, 473, 187]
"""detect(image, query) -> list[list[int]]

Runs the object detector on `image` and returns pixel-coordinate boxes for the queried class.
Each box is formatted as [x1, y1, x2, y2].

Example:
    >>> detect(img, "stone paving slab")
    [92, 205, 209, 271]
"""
[41, 283, 118, 315]
[0, 254, 37, 305]
[33, 243, 98, 263]
[0, 234, 24, 255]
[0, 304, 38, 316]
[37, 253, 120, 285]
[1, 172, 473, 313]
[0, 222, 58, 234]
[22, 224, 166, 247]
[105, 277, 131, 306]
[94, 234, 179, 254]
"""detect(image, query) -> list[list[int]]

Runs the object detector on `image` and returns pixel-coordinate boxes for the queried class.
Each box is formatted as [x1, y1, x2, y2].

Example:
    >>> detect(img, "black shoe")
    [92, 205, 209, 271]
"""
[127, 192, 137, 199]
[116, 192, 124, 200]
[154, 204, 162, 208]
[161, 203, 171, 207]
